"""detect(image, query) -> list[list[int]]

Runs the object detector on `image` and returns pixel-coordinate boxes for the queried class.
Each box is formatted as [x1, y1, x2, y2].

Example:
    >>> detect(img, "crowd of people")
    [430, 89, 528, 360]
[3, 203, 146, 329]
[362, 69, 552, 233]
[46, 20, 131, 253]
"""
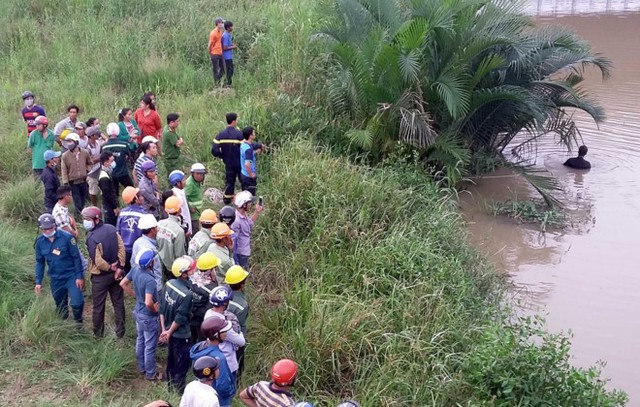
[24, 89, 360, 406]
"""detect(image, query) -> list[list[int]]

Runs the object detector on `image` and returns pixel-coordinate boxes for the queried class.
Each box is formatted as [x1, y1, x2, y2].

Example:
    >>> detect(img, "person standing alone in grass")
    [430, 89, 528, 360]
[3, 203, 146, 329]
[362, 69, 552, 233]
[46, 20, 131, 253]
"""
[28, 116, 55, 176]
[21, 91, 46, 136]
[222, 21, 236, 86]
[212, 113, 244, 204]
[162, 113, 183, 175]
[209, 17, 225, 86]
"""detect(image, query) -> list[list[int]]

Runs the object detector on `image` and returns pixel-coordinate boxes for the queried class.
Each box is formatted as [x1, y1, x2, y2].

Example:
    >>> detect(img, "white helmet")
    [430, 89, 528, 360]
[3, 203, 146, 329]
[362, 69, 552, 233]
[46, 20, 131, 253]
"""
[65, 132, 80, 142]
[138, 214, 158, 230]
[234, 191, 254, 208]
[190, 162, 207, 174]
[141, 135, 158, 144]
[106, 122, 120, 137]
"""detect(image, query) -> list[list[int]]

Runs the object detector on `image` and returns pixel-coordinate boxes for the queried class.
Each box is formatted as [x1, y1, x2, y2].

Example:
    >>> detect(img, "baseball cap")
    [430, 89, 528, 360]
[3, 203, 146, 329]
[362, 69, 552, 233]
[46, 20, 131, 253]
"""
[75, 122, 87, 130]
[87, 126, 101, 137]
[38, 213, 56, 229]
[141, 135, 158, 144]
[43, 150, 61, 162]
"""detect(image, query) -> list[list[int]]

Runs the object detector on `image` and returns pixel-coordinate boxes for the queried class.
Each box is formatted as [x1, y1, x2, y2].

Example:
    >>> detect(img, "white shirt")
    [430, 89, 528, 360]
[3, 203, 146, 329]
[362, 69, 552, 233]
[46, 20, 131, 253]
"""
[180, 380, 219, 407]
[172, 187, 192, 234]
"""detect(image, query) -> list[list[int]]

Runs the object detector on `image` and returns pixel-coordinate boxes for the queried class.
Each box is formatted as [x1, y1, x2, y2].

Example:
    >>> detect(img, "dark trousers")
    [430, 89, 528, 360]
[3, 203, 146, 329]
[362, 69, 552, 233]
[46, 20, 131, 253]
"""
[70, 181, 88, 216]
[236, 254, 250, 271]
[91, 272, 126, 338]
[51, 276, 84, 323]
[211, 55, 224, 85]
[236, 346, 245, 384]
[223, 166, 242, 204]
[240, 174, 257, 197]
[224, 59, 234, 85]
[167, 336, 192, 394]
[103, 207, 117, 226]
[124, 250, 132, 273]
[112, 174, 133, 194]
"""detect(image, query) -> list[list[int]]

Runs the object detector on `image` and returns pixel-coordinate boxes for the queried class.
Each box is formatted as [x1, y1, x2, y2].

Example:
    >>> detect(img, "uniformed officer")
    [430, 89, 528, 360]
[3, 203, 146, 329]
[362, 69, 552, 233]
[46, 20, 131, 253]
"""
[211, 113, 244, 204]
[34, 213, 85, 323]
[157, 196, 186, 280]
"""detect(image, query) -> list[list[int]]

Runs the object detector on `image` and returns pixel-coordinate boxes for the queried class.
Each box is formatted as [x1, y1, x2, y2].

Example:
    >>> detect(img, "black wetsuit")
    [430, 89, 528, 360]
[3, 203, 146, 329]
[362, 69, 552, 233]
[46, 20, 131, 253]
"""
[563, 157, 591, 169]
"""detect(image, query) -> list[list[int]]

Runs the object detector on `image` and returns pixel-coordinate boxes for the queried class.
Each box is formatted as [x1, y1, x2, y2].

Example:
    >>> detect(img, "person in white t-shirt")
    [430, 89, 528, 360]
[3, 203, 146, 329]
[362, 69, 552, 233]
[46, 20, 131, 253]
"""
[180, 355, 220, 407]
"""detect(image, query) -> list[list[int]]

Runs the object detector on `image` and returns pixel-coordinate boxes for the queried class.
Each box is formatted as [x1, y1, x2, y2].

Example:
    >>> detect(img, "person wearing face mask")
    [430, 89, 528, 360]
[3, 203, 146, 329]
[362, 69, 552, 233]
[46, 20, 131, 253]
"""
[34, 213, 85, 325]
[60, 132, 93, 216]
[98, 152, 120, 226]
[102, 122, 135, 192]
[41, 150, 61, 213]
[81, 206, 127, 338]
[21, 91, 46, 136]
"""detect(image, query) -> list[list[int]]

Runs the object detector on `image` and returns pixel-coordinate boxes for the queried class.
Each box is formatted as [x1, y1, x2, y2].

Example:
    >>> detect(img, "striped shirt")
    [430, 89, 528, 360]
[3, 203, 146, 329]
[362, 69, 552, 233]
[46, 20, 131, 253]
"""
[245, 381, 294, 407]
[134, 153, 153, 184]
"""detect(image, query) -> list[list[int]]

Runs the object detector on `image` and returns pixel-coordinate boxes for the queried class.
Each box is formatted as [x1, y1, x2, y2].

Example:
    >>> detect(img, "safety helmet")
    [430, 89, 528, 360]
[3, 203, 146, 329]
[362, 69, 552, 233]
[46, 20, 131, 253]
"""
[197, 252, 221, 271]
[293, 403, 314, 407]
[164, 196, 182, 214]
[169, 170, 185, 186]
[81, 206, 102, 220]
[34, 116, 48, 125]
[141, 160, 156, 174]
[138, 213, 158, 230]
[271, 359, 298, 386]
[210, 222, 234, 240]
[135, 248, 156, 269]
[234, 190, 254, 208]
[22, 90, 34, 99]
[199, 209, 218, 225]
[122, 186, 140, 204]
[225, 265, 248, 285]
[190, 162, 207, 174]
[219, 206, 236, 225]
[106, 122, 120, 137]
[200, 317, 232, 340]
[192, 355, 220, 380]
[209, 285, 233, 307]
[59, 129, 70, 140]
[337, 401, 361, 407]
[65, 132, 80, 143]
[171, 255, 196, 277]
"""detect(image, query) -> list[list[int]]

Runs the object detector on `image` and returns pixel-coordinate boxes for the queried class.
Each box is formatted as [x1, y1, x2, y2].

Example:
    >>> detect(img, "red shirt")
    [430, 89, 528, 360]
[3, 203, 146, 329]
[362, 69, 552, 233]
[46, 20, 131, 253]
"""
[134, 108, 162, 143]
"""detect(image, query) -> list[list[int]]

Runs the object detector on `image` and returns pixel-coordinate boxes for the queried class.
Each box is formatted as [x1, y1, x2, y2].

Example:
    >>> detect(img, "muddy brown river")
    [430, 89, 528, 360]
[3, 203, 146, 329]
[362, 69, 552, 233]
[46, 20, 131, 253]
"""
[461, 10, 640, 405]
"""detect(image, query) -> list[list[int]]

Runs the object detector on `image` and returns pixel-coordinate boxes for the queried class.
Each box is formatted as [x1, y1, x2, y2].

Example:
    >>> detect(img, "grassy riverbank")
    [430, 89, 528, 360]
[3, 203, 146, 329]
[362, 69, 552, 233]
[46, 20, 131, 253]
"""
[0, 0, 627, 405]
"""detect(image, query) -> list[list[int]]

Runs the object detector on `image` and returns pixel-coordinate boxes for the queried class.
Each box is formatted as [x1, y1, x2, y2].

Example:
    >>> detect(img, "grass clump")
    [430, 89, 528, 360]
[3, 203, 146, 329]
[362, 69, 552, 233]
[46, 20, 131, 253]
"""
[0, 178, 44, 221]
[490, 198, 566, 231]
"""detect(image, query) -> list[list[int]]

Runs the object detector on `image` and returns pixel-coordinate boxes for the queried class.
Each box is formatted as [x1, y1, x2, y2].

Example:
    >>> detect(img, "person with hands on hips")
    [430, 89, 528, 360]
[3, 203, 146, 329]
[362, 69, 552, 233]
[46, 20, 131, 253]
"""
[34, 213, 85, 324]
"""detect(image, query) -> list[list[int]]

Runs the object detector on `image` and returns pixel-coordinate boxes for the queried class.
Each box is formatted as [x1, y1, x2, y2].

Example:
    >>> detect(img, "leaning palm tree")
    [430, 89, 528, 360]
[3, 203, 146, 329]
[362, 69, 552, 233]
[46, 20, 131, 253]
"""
[314, 0, 611, 202]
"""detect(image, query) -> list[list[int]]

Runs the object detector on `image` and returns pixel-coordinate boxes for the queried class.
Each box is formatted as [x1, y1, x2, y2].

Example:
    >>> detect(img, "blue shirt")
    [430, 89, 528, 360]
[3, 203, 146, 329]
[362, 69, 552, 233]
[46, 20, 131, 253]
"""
[127, 267, 159, 317]
[132, 235, 162, 293]
[240, 142, 256, 178]
[222, 31, 233, 60]
[34, 230, 84, 285]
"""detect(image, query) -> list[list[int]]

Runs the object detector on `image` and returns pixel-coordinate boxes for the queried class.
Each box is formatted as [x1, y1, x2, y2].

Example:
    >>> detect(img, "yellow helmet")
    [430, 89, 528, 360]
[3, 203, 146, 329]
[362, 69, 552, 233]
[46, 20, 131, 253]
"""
[171, 255, 196, 277]
[225, 265, 249, 285]
[165, 196, 182, 214]
[210, 222, 234, 240]
[59, 129, 70, 140]
[197, 252, 221, 271]
[199, 209, 218, 225]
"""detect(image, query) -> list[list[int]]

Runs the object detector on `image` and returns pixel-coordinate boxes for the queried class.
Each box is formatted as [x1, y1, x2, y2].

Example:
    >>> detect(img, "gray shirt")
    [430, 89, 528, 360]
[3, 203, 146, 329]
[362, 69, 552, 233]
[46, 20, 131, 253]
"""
[230, 210, 254, 256]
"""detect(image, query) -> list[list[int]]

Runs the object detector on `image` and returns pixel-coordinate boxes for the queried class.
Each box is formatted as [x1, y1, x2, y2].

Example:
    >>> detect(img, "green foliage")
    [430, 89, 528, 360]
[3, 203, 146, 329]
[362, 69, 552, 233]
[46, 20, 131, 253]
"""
[491, 198, 566, 231]
[0, 178, 44, 221]
[462, 317, 628, 406]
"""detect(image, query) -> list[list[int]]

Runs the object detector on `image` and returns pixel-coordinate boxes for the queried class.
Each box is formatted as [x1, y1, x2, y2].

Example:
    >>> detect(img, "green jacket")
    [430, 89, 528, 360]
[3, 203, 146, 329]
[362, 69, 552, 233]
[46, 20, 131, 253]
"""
[188, 228, 213, 259]
[207, 243, 234, 285]
[189, 280, 216, 327]
[228, 290, 249, 335]
[157, 215, 186, 271]
[160, 278, 193, 339]
[184, 176, 203, 218]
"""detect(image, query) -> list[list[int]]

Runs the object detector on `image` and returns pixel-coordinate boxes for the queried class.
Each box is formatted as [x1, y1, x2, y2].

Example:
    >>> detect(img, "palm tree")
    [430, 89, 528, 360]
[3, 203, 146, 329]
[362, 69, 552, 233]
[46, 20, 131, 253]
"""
[315, 0, 611, 201]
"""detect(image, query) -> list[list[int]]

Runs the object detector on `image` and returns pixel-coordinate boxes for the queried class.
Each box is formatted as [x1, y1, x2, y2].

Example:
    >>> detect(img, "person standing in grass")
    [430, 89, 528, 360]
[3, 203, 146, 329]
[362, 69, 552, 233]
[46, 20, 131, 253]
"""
[170, 170, 193, 237]
[120, 248, 164, 381]
[52, 186, 79, 238]
[189, 252, 221, 341]
[139, 161, 162, 218]
[207, 223, 235, 285]
[86, 126, 104, 207]
[28, 116, 55, 176]
[34, 213, 85, 324]
[188, 209, 218, 259]
[231, 191, 263, 270]
[209, 17, 225, 86]
[98, 152, 120, 226]
[185, 163, 207, 233]
[117, 107, 141, 149]
[82, 206, 127, 338]
[238, 359, 298, 407]
[131, 214, 163, 292]
[225, 265, 250, 381]
[160, 256, 196, 394]
[135, 95, 162, 146]
[21, 91, 46, 136]
[102, 122, 134, 191]
[135, 136, 159, 185]
[222, 21, 237, 86]
[41, 150, 61, 213]
[212, 113, 244, 204]
[157, 196, 187, 280]
[54, 105, 81, 146]
[240, 126, 260, 196]
[117, 186, 147, 272]
[61, 132, 93, 216]
[162, 113, 184, 175]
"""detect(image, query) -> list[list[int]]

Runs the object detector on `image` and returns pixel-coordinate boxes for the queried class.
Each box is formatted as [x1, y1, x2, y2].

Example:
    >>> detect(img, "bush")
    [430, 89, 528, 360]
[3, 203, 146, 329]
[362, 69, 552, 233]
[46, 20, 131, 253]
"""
[0, 178, 44, 221]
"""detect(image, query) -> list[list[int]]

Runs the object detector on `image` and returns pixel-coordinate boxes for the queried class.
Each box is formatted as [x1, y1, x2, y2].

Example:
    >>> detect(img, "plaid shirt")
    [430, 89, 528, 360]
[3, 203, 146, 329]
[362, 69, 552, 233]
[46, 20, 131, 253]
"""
[52, 202, 71, 229]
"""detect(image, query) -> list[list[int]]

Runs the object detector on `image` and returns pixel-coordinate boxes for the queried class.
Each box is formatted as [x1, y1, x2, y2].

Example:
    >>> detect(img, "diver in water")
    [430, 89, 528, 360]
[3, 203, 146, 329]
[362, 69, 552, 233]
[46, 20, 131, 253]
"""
[563, 145, 591, 169]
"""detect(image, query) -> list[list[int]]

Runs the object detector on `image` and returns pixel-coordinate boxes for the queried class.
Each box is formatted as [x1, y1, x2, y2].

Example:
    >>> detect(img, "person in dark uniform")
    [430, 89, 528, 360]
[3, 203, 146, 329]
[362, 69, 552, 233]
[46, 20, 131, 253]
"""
[211, 113, 243, 204]
[563, 145, 591, 169]
[34, 213, 85, 324]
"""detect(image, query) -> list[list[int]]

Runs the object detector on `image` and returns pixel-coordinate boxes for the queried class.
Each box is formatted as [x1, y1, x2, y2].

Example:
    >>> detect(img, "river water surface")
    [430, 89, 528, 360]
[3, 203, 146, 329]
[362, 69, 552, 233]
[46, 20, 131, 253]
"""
[460, 11, 640, 405]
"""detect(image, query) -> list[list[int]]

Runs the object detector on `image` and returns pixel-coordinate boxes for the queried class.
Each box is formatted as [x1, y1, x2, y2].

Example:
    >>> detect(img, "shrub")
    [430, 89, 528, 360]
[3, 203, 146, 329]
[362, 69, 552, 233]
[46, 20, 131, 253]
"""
[0, 178, 44, 221]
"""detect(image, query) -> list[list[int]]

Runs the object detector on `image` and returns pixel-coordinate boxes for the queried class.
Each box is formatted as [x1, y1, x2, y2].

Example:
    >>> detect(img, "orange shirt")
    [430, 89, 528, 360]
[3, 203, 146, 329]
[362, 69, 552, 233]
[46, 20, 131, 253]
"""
[209, 28, 223, 55]
[134, 108, 162, 142]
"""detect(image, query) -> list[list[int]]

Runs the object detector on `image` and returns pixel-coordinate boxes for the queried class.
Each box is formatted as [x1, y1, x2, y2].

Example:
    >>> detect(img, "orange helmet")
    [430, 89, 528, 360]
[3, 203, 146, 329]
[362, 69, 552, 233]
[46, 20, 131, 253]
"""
[199, 209, 218, 225]
[271, 359, 297, 386]
[210, 222, 234, 240]
[122, 186, 140, 204]
[165, 196, 182, 214]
